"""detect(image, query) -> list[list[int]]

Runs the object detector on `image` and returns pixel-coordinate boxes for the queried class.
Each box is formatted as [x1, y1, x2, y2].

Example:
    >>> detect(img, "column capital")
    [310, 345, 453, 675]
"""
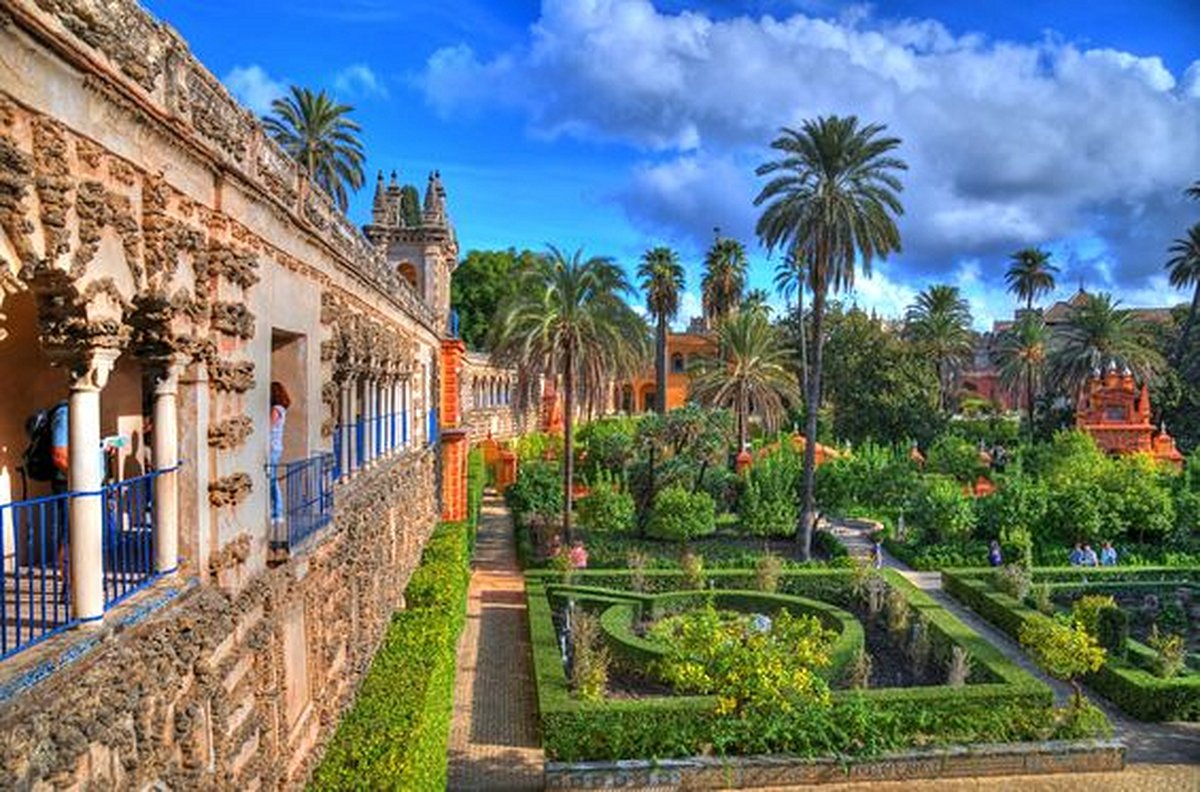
[149, 356, 184, 396]
[67, 347, 120, 392]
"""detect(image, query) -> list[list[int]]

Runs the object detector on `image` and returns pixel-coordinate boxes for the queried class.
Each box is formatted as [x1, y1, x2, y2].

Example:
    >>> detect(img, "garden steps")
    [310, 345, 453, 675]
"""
[447, 494, 545, 791]
[834, 521, 1200, 767]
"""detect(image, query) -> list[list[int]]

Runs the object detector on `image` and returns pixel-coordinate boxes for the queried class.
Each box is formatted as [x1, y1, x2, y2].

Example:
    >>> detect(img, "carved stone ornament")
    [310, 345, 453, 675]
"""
[0, 134, 35, 267]
[208, 416, 254, 450]
[67, 346, 120, 391]
[209, 360, 255, 393]
[210, 301, 255, 339]
[208, 473, 252, 508]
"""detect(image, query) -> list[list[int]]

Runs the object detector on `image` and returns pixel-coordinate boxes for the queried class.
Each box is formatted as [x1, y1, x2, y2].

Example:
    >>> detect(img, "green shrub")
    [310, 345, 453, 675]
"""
[1071, 594, 1116, 639]
[754, 554, 783, 593]
[926, 434, 985, 484]
[646, 486, 716, 542]
[680, 550, 704, 589]
[577, 473, 635, 534]
[1096, 607, 1129, 660]
[1148, 626, 1187, 679]
[1019, 615, 1106, 708]
[506, 460, 563, 522]
[910, 475, 976, 543]
[312, 522, 471, 790]
[570, 610, 610, 702]
[740, 446, 801, 538]
[578, 417, 637, 479]
[994, 564, 1031, 601]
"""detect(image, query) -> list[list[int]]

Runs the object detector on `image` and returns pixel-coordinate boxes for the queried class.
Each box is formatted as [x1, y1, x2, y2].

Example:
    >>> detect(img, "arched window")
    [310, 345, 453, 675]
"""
[671, 352, 685, 373]
[397, 261, 419, 290]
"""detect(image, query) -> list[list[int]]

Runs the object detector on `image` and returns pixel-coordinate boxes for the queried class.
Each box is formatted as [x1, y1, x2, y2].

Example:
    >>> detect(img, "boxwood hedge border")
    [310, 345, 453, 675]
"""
[528, 568, 1053, 762]
[942, 567, 1200, 722]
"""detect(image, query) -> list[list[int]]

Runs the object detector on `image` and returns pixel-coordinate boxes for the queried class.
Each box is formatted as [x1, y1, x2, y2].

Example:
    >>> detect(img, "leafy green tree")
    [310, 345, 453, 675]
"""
[263, 86, 365, 211]
[450, 248, 539, 350]
[638, 247, 685, 414]
[1166, 221, 1200, 367]
[926, 434, 984, 483]
[1049, 292, 1164, 398]
[688, 311, 801, 452]
[818, 305, 943, 447]
[904, 284, 974, 412]
[1005, 247, 1058, 312]
[996, 312, 1049, 438]
[741, 288, 772, 317]
[702, 236, 748, 325]
[492, 246, 649, 540]
[1019, 615, 1105, 709]
[399, 184, 422, 226]
[755, 116, 907, 560]
[910, 475, 976, 544]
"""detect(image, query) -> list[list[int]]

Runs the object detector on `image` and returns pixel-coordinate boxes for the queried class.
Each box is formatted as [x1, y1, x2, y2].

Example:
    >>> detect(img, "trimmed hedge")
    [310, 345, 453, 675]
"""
[313, 445, 486, 790]
[942, 568, 1200, 721]
[595, 590, 864, 684]
[529, 571, 1056, 762]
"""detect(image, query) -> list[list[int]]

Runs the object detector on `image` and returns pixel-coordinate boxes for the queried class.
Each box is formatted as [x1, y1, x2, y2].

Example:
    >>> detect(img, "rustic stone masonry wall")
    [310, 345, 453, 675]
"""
[0, 450, 437, 791]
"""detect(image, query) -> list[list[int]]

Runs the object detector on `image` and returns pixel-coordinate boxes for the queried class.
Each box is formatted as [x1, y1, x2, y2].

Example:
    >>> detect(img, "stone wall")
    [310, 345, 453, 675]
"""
[0, 450, 437, 790]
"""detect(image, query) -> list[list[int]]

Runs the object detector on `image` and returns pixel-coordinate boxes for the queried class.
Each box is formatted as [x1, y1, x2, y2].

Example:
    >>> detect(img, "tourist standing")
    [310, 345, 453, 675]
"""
[1082, 544, 1099, 567]
[269, 382, 290, 527]
[871, 539, 884, 570]
[988, 540, 1003, 567]
[1068, 543, 1085, 566]
[1100, 541, 1118, 566]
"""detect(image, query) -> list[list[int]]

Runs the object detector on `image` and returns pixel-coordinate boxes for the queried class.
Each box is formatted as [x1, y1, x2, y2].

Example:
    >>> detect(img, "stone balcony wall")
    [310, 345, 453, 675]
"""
[0, 450, 437, 790]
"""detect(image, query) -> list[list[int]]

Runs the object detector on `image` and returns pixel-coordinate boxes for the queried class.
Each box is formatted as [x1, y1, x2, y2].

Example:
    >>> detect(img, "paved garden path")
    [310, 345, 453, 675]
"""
[447, 494, 544, 791]
[830, 521, 1200, 767]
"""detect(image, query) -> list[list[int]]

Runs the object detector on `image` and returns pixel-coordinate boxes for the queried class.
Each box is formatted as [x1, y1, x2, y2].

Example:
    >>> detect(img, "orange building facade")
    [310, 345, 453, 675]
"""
[1075, 367, 1183, 466]
[620, 332, 717, 413]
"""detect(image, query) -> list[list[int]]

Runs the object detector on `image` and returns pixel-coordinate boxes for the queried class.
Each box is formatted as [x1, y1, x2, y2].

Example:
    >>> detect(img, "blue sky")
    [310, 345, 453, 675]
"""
[146, 0, 1200, 329]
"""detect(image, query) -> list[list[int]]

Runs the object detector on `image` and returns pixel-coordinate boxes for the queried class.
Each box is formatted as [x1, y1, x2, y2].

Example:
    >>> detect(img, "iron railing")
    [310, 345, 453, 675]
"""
[102, 470, 161, 608]
[0, 490, 74, 659]
[267, 452, 335, 551]
[428, 407, 439, 445]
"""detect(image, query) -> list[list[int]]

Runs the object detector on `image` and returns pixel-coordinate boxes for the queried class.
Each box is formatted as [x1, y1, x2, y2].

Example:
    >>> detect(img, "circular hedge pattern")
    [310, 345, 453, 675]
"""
[599, 589, 864, 683]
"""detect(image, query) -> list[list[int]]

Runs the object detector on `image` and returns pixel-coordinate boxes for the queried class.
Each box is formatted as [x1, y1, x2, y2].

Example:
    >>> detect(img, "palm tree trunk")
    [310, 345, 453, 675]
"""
[798, 288, 809, 397]
[1025, 361, 1036, 440]
[656, 315, 668, 413]
[737, 383, 748, 452]
[799, 285, 826, 561]
[563, 347, 575, 543]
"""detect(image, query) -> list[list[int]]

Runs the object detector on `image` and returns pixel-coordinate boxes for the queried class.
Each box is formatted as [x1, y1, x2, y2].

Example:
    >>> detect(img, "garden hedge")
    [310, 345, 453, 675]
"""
[529, 570, 1055, 762]
[942, 567, 1200, 721]
[312, 450, 486, 788]
[592, 590, 864, 683]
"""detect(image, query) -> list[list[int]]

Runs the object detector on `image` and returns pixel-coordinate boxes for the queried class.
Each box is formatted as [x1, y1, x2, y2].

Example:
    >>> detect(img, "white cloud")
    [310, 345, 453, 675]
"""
[333, 64, 389, 98]
[223, 64, 288, 116]
[674, 290, 703, 331]
[420, 0, 1200, 299]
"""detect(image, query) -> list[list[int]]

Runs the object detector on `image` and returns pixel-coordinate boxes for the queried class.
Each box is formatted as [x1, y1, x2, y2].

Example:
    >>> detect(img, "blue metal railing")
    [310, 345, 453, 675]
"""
[268, 452, 335, 551]
[1, 491, 74, 659]
[428, 407, 439, 445]
[332, 425, 343, 481]
[355, 418, 365, 469]
[450, 308, 460, 338]
[402, 409, 409, 446]
[102, 471, 159, 608]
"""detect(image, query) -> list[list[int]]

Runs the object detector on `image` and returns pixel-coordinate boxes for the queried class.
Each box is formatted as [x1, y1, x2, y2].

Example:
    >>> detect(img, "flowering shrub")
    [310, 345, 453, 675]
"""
[649, 605, 834, 716]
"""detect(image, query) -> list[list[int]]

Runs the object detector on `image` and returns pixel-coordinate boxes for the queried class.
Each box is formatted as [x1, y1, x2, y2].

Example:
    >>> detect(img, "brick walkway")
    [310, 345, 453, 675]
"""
[447, 494, 544, 791]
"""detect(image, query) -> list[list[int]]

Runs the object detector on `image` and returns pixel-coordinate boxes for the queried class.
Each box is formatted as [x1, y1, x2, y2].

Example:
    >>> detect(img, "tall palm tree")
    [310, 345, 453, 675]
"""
[741, 288, 771, 317]
[773, 244, 809, 394]
[995, 312, 1049, 438]
[689, 311, 801, 452]
[491, 247, 648, 540]
[1005, 248, 1058, 312]
[701, 236, 747, 327]
[1048, 292, 1164, 398]
[637, 247, 685, 414]
[755, 115, 906, 560]
[1167, 222, 1200, 367]
[903, 284, 974, 412]
[264, 86, 365, 211]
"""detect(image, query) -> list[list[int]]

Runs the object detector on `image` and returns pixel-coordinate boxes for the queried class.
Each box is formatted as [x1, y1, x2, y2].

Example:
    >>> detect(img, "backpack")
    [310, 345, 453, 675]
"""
[22, 404, 63, 482]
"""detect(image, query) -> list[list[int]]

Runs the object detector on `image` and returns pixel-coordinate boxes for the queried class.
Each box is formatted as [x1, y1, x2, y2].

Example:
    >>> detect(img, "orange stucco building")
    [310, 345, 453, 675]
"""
[1075, 366, 1183, 466]
[620, 331, 717, 413]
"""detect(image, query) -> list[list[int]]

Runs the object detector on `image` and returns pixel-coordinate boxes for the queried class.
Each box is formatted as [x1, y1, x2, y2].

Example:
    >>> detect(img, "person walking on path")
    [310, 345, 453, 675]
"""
[988, 540, 1004, 567]
[1100, 541, 1118, 566]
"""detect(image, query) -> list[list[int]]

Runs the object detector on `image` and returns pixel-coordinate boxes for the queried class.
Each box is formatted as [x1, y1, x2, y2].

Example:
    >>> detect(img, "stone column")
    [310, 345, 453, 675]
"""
[67, 348, 119, 624]
[338, 377, 353, 476]
[365, 375, 377, 463]
[151, 362, 181, 574]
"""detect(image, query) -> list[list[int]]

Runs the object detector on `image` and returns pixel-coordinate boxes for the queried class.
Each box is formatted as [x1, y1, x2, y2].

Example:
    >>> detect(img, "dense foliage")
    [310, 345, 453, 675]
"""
[647, 486, 717, 542]
[450, 248, 540, 350]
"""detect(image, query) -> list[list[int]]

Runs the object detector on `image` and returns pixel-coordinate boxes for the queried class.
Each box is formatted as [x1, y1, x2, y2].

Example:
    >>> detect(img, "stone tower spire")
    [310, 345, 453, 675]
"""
[423, 171, 447, 226]
[371, 171, 388, 225]
[386, 170, 403, 226]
